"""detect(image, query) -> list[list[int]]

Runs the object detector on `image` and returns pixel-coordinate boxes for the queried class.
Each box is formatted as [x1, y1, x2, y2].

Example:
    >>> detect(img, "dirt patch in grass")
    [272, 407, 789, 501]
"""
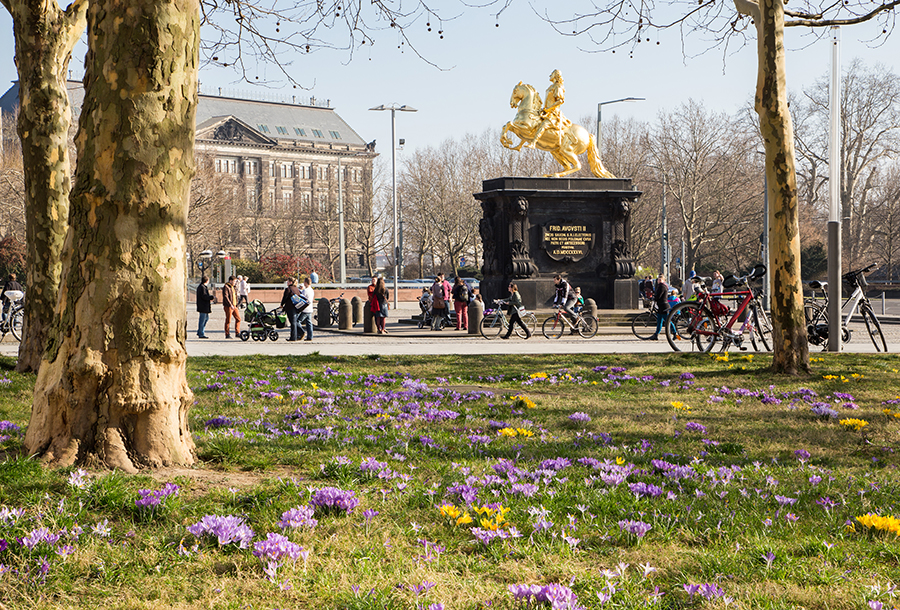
[148, 465, 303, 495]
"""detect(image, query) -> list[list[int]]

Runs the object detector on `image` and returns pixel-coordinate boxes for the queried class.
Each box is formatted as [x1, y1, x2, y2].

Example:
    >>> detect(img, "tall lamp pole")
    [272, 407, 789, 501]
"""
[827, 26, 842, 352]
[337, 156, 346, 285]
[369, 103, 417, 309]
[597, 97, 645, 163]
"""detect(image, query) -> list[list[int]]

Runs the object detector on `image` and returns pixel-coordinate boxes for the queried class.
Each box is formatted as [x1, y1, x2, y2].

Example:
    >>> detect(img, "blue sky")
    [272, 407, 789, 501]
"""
[2, 2, 899, 160]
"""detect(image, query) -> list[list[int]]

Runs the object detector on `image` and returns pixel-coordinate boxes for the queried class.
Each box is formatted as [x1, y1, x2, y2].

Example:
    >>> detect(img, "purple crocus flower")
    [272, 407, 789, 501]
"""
[309, 487, 360, 514]
[187, 514, 254, 548]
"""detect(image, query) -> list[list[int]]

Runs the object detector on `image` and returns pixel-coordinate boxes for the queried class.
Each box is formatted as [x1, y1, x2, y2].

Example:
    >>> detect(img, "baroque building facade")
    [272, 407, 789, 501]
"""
[0, 81, 378, 278]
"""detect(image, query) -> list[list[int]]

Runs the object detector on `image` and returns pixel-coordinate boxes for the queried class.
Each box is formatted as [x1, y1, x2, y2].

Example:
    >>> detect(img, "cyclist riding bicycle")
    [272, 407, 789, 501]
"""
[553, 275, 578, 323]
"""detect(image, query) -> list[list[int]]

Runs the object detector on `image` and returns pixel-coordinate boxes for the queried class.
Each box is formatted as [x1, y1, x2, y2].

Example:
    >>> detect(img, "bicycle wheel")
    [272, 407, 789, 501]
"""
[542, 315, 565, 339]
[860, 304, 888, 352]
[692, 309, 718, 353]
[631, 311, 657, 340]
[10, 308, 23, 342]
[803, 300, 825, 326]
[578, 315, 598, 338]
[665, 302, 700, 352]
[750, 305, 773, 352]
[479, 313, 505, 340]
[514, 312, 537, 338]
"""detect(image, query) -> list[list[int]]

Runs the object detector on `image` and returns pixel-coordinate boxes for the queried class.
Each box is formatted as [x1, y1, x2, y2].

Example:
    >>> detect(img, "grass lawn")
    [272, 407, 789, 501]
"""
[0, 352, 898, 610]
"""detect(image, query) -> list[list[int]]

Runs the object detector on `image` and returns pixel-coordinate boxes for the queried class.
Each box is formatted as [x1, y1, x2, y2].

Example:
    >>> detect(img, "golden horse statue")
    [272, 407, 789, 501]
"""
[500, 81, 615, 178]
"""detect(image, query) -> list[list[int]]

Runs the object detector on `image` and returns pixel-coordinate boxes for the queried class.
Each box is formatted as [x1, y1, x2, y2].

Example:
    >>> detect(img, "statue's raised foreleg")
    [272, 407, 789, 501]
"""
[501, 122, 529, 151]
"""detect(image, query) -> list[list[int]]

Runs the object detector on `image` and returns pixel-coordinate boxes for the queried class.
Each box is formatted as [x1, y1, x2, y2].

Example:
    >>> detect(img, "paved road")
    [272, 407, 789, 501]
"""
[2, 302, 897, 357]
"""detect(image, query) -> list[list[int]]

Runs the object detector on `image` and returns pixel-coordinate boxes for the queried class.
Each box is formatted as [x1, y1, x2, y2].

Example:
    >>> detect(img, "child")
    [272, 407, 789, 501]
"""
[574, 287, 585, 313]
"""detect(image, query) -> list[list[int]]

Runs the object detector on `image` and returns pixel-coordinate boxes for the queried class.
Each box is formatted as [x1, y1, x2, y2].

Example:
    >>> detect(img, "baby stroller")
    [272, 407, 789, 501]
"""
[240, 300, 287, 341]
[416, 293, 452, 330]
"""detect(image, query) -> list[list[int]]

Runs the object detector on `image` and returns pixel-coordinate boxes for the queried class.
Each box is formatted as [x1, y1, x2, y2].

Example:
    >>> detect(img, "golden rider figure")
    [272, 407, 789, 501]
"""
[529, 69, 570, 147]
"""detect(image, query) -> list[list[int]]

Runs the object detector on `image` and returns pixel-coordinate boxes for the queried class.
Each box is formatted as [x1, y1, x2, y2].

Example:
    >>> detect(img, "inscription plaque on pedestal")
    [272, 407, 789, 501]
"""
[542, 224, 594, 262]
[476, 177, 640, 310]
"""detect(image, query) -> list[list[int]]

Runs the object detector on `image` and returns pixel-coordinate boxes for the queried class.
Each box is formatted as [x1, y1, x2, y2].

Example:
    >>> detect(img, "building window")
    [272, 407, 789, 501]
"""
[294, 127, 306, 136]
[301, 192, 311, 211]
[352, 195, 361, 213]
[276, 126, 288, 135]
[269, 190, 275, 208]
[246, 189, 257, 210]
[281, 163, 293, 179]
[329, 130, 341, 139]
[228, 160, 237, 173]
[257, 124, 270, 133]
[282, 191, 292, 212]
[312, 129, 324, 138]
[304, 226, 313, 243]
[269, 163, 276, 177]
[318, 193, 327, 213]
[316, 166, 324, 180]
[244, 160, 258, 175]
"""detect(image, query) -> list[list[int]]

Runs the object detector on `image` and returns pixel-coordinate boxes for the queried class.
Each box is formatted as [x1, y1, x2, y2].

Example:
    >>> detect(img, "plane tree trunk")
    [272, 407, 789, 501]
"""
[2, 0, 87, 373]
[26, 0, 199, 471]
[754, 0, 810, 374]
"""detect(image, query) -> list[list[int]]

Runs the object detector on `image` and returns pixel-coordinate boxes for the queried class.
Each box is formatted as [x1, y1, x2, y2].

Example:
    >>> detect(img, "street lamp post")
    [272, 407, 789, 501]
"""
[338, 156, 346, 285]
[369, 103, 417, 309]
[597, 97, 645, 164]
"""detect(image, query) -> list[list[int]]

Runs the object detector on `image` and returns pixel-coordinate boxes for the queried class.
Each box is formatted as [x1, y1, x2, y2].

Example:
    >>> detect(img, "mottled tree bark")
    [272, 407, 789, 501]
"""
[736, 0, 810, 375]
[26, 0, 199, 471]
[2, 0, 87, 373]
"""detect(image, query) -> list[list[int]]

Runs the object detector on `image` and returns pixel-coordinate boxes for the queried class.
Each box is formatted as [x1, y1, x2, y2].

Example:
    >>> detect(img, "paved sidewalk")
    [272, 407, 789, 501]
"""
[2, 302, 897, 358]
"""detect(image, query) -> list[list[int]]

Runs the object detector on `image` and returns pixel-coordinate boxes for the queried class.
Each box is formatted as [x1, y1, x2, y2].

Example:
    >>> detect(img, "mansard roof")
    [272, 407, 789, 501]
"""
[1, 80, 370, 149]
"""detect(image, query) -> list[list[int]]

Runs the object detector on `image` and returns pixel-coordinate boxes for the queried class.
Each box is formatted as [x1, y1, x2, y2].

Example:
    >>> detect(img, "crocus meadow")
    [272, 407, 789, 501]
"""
[0, 354, 897, 609]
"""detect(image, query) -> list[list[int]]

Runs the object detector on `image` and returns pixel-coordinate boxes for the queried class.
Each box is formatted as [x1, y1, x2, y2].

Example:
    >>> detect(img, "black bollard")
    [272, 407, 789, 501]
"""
[363, 306, 376, 334]
[350, 296, 363, 326]
[316, 297, 332, 328]
[338, 299, 352, 330]
[468, 299, 483, 335]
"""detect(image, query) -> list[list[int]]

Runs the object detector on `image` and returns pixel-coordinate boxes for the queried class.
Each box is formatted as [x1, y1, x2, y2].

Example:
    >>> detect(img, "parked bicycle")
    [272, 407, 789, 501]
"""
[541, 306, 598, 339]
[314, 292, 343, 325]
[480, 300, 537, 339]
[665, 264, 772, 353]
[804, 264, 887, 352]
[0, 290, 24, 342]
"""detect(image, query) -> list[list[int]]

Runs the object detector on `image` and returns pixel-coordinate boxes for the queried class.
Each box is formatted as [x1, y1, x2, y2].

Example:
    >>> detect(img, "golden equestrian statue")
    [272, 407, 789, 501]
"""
[500, 70, 615, 178]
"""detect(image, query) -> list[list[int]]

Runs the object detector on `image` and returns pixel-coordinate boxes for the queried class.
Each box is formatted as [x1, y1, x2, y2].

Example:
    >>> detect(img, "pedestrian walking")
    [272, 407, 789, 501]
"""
[372, 277, 389, 334]
[648, 273, 670, 341]
[452, 277, 470, 330]
[195, 275, 214, 338]
[299, 277, 314, 341]
[430, 273, 451, 330]
[237, 275, 250, 308]
[502, 283, 532, 340]
[222, 276, 240, 338]
[281, 278, 303, 341]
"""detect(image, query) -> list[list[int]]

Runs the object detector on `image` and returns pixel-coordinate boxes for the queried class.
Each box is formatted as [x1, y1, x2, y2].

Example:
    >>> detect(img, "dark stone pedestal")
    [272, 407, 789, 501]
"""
[476, 177, 641, 310]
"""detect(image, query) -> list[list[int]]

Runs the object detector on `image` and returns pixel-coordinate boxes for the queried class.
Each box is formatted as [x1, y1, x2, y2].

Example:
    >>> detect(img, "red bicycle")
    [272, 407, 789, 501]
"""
[665, 264, 772, 353]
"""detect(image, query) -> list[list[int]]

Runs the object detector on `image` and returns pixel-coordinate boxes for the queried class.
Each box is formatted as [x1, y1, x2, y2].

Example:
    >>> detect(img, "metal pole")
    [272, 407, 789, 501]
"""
[661, 178, 668, 279]
[827, 26, 842, 352]
[391, 108, 399, 309]
[596, 103, 602, 163]
[338, 156, 346, 285]
[681, 239, 686, 285]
